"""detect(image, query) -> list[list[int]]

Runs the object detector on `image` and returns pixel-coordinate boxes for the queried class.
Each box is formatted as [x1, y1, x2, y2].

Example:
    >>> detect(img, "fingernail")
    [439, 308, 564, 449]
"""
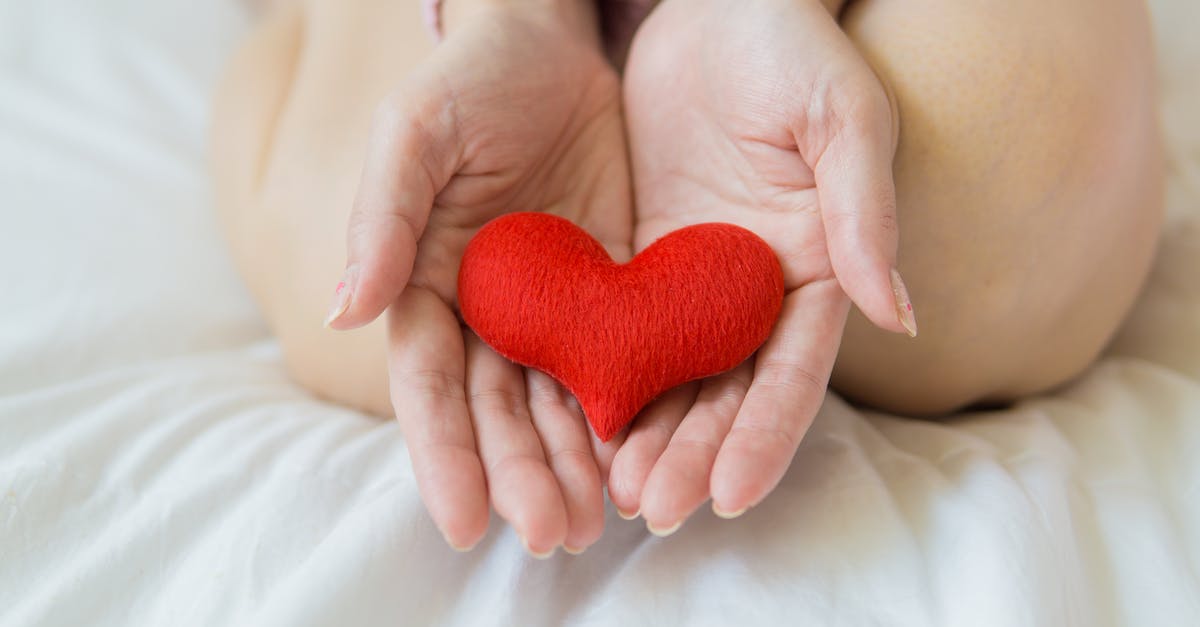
[712, 502, 747, 520]
[617, 508, 640, 521]
[323, 267, 357, 328]
[646, 520, 682, 538]
[563, 545, 587, 556]
[521, 536, 557, 560]
[444, 535, 479, 553]
[890, 268, 918, 338]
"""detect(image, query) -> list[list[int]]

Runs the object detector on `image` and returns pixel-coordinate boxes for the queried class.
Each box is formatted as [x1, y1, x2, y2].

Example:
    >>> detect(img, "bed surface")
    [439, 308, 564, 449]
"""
[1, 0, 1198, 625]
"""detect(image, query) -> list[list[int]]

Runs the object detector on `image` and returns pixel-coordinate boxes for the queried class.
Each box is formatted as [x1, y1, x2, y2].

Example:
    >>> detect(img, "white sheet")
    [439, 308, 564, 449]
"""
[1, 0, 1198, 625]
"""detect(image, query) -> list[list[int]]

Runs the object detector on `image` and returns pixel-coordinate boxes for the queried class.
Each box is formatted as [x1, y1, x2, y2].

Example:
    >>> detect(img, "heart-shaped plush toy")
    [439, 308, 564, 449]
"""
[457, 212, 784, 441]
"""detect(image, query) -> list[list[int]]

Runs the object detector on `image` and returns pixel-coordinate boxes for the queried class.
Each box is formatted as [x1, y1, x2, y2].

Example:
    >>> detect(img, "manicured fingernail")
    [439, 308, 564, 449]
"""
[323, 267, 357, 328]
[646, 520, 682, 537]
[712, 503, 747, 520]
[563, 545, 587, 556]
[890, 268, 918, 338]
[617, 508, 640, 521]
[444, 535, 479, 553]
[521, 536, 557, 560]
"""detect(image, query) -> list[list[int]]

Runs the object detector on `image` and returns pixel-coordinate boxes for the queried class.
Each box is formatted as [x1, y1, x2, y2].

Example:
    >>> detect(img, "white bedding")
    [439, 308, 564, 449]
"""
[1, 0, 1198, 625]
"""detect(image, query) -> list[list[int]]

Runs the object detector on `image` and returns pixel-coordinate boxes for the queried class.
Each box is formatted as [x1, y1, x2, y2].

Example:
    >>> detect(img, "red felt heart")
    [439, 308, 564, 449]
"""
[457, 212, 784, 442]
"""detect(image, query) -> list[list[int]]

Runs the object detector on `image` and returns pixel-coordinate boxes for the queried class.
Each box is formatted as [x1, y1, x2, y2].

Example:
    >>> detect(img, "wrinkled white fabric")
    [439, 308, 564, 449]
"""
[1, 0, 1198, 625]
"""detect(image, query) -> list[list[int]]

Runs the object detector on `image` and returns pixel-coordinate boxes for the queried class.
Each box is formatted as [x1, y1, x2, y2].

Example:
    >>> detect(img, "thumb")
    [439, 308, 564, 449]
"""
[806, 93, 916, 337]
[325, 89, 460, 330]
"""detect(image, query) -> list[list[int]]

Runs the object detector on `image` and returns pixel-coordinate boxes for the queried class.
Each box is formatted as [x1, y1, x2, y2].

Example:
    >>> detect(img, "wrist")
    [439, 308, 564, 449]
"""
[815, 0, 849, 17]
[441, 0, 602, 44]
[675, 0, 845, 20]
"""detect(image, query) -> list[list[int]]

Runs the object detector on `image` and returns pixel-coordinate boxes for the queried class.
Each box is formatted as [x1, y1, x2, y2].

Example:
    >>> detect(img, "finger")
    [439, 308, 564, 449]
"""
[805, 82, 917, 337]
[465, 334, 569, 558]
[525, 370, 605, 554]
[590, 426, 625, 487]
[710, 279, 850, 516]
[639, 363, 752, 535]
[605, 384, 698, 522]
[326, 81, 461, 330]
[387, 287, 489, 550]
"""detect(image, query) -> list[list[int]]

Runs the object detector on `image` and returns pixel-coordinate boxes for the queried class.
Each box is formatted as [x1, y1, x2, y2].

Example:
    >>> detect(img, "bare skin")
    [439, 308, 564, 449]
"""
[212, 0, 1162, 554]
[215, 0, 629, 556]
[833, 0, 1163, 414]
[607, 0, 1163, 533]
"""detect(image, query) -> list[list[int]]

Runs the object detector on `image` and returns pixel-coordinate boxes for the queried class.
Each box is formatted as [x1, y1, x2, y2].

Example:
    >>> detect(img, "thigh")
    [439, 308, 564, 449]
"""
[830, 0, 1164, 413]
[212, 0, 435, 415]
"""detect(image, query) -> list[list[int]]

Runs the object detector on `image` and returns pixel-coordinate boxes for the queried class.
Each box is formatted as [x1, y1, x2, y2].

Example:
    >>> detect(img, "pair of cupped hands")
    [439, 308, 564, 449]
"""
[326, 0, 916, 556]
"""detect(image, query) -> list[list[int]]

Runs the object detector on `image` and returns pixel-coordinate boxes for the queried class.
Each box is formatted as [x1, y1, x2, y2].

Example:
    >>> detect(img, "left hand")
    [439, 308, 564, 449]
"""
[610, 0, 916, 532]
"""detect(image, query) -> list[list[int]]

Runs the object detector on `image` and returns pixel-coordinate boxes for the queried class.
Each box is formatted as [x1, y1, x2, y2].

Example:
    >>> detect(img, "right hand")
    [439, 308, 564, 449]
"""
[326, 0, 633, 556]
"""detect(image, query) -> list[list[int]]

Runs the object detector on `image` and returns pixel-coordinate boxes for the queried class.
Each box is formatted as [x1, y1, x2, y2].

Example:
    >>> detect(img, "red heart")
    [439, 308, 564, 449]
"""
[457, 213, 784, 441]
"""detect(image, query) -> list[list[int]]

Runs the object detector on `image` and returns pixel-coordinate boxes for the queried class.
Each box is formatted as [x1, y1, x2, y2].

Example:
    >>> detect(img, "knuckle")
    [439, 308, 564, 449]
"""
[712, 385, 748, 412]
[838, 82, 891, 128]
[346, 208, 421, 262]
[486, 451, 545, 480]
[370, 91, 440, 148]
[345, 207, 377, 245]
[822, 189, 899, 251]
[700, 378, 750, 417]
[634, 418, 678, 445]
[467, 386, 528, 420]
[395, 368, 466, 405]
[546, 447, 596, 473]
[668, 436, 721, 459]
[392, 211, 422, 246]
[526, 374, 570, 407]
[755, 360, 826, 400]
[723, 367, 755, 394]
[728, 423, 798, 453]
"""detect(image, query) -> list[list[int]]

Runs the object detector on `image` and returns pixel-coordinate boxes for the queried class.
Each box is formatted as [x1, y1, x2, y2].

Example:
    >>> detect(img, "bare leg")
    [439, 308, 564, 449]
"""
[831, 0, 1163, 413]
[213, 0, 433, 415]
[212, 0, 1163, 416]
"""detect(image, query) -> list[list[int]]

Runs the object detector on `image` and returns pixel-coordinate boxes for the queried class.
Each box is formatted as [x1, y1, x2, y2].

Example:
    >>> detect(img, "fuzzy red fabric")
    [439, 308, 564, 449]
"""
[457, 213, 785, 442]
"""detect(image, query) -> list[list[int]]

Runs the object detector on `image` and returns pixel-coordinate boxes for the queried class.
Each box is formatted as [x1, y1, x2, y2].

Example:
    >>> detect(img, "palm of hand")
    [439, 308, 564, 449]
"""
[628, 0, 865, 281]
[405, 12, 632, 300]
[608, 0, 906, 530]
[629, 47, 834, 293]
[336, 8, 632, 555]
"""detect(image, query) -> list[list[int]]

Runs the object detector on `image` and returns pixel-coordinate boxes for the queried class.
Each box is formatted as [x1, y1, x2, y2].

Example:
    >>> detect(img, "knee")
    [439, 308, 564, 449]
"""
[279, 325, 395, 418]
[830, 0, 1164, 415]
[211, 6, 303, 211]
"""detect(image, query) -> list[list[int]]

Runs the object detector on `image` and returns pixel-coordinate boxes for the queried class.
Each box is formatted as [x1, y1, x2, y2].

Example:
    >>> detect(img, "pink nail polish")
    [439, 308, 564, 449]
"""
[890, 268, 918, 338]
[324, 268, 356, 328]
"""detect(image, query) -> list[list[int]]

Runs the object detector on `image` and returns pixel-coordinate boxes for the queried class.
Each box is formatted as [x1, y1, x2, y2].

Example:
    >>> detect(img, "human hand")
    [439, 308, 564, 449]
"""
[326, 0, 632, 556]
[611, 0, 916, 532]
